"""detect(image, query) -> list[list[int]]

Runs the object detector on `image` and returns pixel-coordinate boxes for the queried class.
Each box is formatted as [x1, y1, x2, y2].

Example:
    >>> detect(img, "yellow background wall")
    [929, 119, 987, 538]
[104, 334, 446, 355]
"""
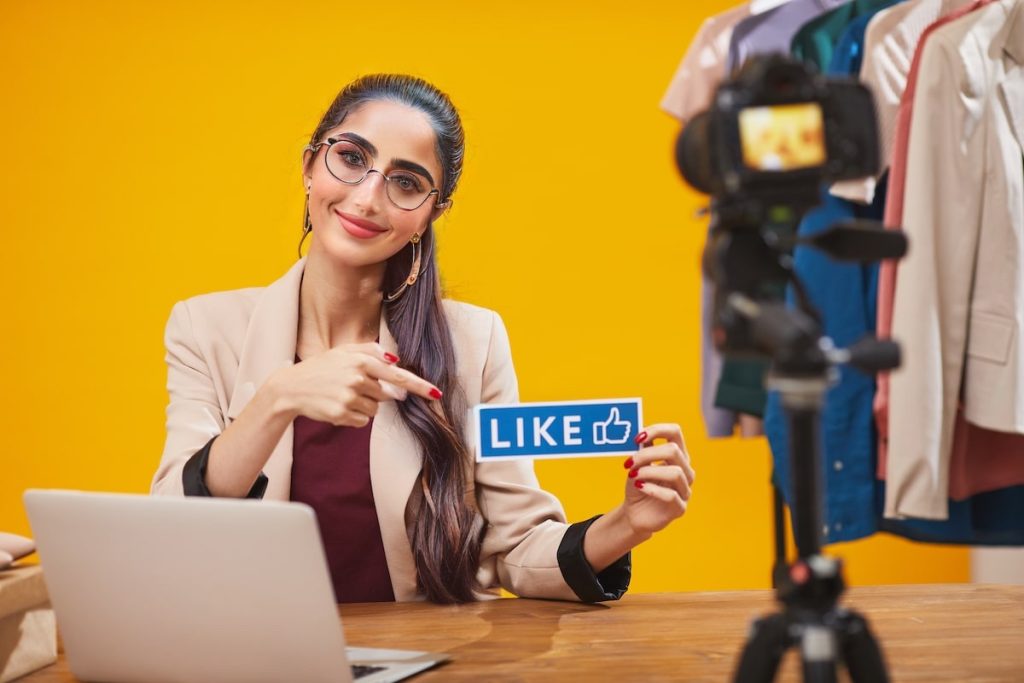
[1, 0, 967, 590]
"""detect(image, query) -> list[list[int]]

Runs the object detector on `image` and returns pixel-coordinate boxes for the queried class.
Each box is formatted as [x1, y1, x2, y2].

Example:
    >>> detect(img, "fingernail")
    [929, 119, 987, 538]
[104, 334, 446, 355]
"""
[635, 481, 645, 489]
[623, 457, 634, 469]
[628, 468, 639, 478]
[634, 431, 648, 445]
[384, 352, 400, 363]
[429, 387, 443, 400]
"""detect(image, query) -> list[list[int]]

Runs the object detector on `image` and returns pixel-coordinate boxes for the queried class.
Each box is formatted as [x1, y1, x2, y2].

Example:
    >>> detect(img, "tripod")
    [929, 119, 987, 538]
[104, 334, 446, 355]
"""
[728, 296, 895, 683]
[669, 52, 906, 680]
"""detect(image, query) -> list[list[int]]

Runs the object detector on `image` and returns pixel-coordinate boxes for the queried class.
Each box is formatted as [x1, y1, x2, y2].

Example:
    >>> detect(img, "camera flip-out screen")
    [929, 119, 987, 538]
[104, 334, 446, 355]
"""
[737, 102, 826, 172]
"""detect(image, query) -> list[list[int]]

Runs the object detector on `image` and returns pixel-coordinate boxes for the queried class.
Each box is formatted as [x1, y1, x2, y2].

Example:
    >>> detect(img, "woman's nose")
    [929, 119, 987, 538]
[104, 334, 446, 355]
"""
[350, 170, 387, 212]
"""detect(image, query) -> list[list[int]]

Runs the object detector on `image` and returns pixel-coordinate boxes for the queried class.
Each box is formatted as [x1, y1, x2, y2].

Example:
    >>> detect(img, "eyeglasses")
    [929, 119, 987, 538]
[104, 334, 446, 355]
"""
[305, 137, 449, 211]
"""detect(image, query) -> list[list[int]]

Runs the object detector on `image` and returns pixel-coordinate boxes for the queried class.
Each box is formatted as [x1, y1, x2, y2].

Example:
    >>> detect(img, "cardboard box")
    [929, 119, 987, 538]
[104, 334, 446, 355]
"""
[0, 565, 56, 682]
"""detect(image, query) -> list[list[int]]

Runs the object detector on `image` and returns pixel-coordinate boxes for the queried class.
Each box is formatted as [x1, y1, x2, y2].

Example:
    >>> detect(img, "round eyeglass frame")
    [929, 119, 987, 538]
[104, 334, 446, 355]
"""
[305, 137, 451, 211]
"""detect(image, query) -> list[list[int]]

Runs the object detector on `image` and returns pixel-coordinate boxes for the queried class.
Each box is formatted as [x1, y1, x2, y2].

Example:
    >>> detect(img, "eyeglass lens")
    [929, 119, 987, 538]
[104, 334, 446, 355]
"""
[324, 139, 434, 210]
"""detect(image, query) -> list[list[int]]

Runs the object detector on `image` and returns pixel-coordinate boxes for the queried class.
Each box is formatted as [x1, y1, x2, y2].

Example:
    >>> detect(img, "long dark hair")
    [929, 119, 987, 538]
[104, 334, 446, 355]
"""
[303, 74, 482, 603]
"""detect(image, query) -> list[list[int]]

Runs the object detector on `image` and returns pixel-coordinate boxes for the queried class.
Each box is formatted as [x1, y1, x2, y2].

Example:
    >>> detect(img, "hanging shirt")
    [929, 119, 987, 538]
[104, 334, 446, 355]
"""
[764, 192, 886, 543]
[728, 0, 853, 73]
[764, 5, 892, 543]
[872, 0, 999, 475]
[885, 0, 1024, 520]
[830, 0, 979, 204]
[791, 0, 902, 71]
[661, 3, 752, 121]
[872, 0, 1021, 501]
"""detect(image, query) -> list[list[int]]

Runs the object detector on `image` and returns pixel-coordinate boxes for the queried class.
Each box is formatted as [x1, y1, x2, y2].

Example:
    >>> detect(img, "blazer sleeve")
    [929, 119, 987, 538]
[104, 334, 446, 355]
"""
[151, 301, 267, 498]
[473, 312, 630, 602]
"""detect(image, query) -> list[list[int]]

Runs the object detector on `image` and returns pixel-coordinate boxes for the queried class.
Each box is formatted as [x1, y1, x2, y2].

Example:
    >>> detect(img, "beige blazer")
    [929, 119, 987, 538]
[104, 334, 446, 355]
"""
[887, 0, 1024, 519]
[151, 257, 579, 601]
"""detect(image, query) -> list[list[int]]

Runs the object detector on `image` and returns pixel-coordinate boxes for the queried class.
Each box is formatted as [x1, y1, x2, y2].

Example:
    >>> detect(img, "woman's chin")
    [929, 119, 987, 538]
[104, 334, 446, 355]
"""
[311, 232, 389, 269]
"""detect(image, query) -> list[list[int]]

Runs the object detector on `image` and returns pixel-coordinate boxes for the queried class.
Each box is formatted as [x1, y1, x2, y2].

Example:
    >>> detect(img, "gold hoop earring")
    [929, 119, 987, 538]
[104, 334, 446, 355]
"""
[383, 233, 422, 302]
[298, 200, 313, 258]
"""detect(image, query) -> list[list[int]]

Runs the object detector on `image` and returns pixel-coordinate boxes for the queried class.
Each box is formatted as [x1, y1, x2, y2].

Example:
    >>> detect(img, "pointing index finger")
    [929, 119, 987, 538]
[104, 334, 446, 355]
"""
[365, 359, 442, 401]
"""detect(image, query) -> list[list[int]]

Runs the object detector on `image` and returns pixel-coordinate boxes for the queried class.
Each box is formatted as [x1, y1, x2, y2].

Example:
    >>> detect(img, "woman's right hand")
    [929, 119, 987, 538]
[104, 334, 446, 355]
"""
[270, 343, 441, 427]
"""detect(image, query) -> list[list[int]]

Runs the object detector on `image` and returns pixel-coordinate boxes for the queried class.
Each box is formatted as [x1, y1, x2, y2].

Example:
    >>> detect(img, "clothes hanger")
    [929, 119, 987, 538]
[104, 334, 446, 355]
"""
[749, 0, 795, 14]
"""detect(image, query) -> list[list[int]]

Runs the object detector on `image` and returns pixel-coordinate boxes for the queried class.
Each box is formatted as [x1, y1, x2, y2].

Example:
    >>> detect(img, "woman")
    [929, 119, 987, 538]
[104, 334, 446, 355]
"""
[152, 74, 695, 604]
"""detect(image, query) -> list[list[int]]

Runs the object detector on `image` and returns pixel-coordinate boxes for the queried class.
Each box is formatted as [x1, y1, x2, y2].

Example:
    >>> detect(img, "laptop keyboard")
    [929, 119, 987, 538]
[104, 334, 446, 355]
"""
[352, 664, 388, 679]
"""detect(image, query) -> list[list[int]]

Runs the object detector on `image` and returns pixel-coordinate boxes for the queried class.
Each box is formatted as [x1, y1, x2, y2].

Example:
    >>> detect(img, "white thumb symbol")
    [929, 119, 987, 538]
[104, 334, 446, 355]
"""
[594, 407, 631, 445]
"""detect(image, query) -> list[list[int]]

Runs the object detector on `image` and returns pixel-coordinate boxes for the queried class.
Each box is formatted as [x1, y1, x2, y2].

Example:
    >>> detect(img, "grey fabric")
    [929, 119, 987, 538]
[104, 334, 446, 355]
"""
[701, 274, 739, 437]
[727, 0, 852, 73]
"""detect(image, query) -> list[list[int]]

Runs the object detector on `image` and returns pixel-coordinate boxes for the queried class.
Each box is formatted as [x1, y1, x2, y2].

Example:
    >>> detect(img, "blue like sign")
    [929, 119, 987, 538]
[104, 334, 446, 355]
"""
[473, 398, 644, 462]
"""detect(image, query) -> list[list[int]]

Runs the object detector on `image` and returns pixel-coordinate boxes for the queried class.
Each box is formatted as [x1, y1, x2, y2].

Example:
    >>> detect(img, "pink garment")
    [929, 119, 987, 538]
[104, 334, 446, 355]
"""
[660, 3, 752, 122]
[875, 0, 1024, 500]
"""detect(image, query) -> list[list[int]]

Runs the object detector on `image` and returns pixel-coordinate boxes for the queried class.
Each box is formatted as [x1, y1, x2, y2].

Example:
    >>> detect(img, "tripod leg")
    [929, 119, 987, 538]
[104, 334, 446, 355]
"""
[839, 611, 890, 683]
[733, 614, 789, 683]
[799, 625, 838, 683]
[772, 486, 787, 589]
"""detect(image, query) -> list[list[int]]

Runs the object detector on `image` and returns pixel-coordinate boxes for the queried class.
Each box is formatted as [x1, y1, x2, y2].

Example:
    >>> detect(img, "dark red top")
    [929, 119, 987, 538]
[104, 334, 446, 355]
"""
[289, 358, 395, 603]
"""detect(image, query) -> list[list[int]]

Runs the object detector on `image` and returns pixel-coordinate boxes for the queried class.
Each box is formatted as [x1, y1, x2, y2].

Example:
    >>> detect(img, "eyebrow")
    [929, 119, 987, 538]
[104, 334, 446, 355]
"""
[335, 132, 437, 187]
[390, 159, 436, 187]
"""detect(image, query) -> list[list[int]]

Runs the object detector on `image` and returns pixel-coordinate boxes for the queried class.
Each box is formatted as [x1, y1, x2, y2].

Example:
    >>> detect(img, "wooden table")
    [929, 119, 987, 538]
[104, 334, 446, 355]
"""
[21, 584, 1024, 682]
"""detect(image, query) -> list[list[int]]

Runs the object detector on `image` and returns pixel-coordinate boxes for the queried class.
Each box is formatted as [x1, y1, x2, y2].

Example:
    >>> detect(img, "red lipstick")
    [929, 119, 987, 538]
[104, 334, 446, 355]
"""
[336, 211, 386, 240]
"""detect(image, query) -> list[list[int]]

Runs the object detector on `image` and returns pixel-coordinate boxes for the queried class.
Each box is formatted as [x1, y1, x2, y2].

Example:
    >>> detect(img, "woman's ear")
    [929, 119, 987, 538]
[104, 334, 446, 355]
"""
[431, 198, 453, 223]
[301, 148, 314, 192]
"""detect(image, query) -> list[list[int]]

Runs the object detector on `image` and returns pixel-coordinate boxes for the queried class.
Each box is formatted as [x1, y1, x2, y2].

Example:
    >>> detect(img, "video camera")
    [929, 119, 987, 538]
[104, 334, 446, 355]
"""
[676, 55, 879, 213]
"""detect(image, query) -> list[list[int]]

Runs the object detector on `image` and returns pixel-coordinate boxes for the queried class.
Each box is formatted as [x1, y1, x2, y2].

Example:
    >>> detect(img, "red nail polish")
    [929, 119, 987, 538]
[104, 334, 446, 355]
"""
[628, 468, 639, 478]
[623, 457, 634, 469]
[384, 352, 400, 363]
[429, 387, 443, 400]
[635, 481, 645, 489]
[634, 431, 648, 445]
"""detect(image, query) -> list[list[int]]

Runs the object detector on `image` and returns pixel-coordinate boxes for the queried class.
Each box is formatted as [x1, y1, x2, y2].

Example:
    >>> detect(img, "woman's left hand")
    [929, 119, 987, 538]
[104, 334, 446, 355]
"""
[622, 423, 695, 535]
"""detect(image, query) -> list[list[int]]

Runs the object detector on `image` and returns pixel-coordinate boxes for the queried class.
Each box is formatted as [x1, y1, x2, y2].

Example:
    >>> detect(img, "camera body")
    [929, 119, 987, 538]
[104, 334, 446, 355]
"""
[677, 55, 880, 217]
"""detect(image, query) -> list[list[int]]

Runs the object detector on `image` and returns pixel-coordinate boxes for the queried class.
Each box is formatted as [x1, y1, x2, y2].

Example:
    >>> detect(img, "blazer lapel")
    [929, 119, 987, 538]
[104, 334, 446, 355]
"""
[370, 314, 424, 601]
[224, 256, 423, 599]
[226, 258, 305, 501]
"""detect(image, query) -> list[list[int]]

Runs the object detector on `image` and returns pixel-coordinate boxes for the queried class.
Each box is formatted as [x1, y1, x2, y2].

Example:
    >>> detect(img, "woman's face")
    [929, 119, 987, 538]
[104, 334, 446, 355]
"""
[302, 99, 446, 269]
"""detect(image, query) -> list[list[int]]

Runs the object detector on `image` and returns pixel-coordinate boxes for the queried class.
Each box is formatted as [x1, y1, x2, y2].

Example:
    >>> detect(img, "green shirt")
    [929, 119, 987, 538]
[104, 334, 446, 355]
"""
[791, 0, 899, 71]
[714, 358, 768, 417]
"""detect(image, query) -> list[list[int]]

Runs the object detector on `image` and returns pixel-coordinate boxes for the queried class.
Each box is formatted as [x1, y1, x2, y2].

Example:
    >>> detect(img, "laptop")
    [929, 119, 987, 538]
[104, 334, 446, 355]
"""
[23, 489, 448, 683]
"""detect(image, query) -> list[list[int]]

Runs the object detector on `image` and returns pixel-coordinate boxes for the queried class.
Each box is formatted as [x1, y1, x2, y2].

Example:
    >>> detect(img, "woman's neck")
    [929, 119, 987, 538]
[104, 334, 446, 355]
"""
[298, 247, 385, 352]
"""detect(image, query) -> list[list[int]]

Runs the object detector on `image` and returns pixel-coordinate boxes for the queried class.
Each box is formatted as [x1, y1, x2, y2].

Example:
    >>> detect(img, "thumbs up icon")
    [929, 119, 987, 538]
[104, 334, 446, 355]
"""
[594, 407, 632, 446]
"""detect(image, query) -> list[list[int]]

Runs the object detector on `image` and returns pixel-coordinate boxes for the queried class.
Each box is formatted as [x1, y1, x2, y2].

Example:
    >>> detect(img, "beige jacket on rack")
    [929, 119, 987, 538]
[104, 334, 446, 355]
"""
[887, 0, 1024, 519]
[151, 257, 579, 601]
